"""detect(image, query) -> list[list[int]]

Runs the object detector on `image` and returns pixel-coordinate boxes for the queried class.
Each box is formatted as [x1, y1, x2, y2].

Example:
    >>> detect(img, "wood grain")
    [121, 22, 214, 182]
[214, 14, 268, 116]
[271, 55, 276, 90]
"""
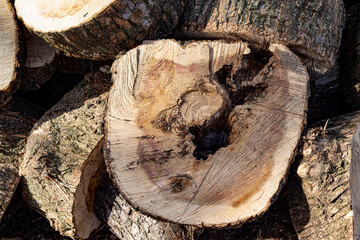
[106, 40, 308, 226]
[0, 0, 21, 106]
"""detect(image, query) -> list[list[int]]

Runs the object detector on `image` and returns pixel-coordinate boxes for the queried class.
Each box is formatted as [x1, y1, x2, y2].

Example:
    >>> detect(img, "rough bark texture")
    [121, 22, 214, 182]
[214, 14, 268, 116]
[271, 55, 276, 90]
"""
[20, 68, 112, 238]
[341, 4, 360, 111]
[106, 39, 308, 227]
[0, 97, 43, 221]
[0, 0, 22, 106]
[21, 30, 58, 91]
[95, 164, 194, 240]
[287, 112, 357, 240]
[351, 123, 360, 240]
[15, 0, 185, 60]
[175, 0, 345, 72]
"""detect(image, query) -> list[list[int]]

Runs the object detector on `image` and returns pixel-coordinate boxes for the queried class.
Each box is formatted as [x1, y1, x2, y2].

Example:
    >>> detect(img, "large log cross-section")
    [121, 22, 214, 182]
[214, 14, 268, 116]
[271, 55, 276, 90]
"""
[106, 40, 308, 226]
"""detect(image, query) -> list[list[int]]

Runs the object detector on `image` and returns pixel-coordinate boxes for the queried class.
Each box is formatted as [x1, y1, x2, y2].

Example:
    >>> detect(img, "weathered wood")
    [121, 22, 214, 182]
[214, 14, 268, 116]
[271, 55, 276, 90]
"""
[341, 4, 360, 111]
[15, 0, 185, 60]
[20, 68, 111, 238]
[106, 39, 308, 226]
[287, 112, 357, 239]
[0, 0, 21, 106]
[175, 0, 345, 72]
[21, 29, 58, 91]
[351, 122, 360, 240]
[0, 97, 43, 221]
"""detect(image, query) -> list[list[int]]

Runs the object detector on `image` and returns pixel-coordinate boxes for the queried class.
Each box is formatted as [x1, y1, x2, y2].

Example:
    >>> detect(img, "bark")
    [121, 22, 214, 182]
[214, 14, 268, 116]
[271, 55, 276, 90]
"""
[175, 0, 345, 72]
[106, 39, 308, 226]
[0, 0, 22, 106]
[351, 122, 360, 240]
[287, 112, 357, 240]
[15, 0, 185, 60]
[0, 97, 43, 221]
[341, 4, 360, 111]
[21, 29, 58, 91]
[20, 68, 112, 239]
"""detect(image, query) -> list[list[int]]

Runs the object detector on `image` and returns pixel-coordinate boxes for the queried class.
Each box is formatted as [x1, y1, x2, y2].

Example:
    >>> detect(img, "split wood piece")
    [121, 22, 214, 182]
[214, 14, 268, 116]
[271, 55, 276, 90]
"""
[14, 0, 185, 60]
[106, 39, 308, 226]
[287, 113, 357, 240]
[341, 4, 360, 111]
[21, 30, 58, 91]
[0, 97, 44, 221]
[20, 68, 112, 239]
[0, 0, 21, 107]
[351, 121, 360, 240]
[175, 0, 345, 72]
[94, 155, 194, 240]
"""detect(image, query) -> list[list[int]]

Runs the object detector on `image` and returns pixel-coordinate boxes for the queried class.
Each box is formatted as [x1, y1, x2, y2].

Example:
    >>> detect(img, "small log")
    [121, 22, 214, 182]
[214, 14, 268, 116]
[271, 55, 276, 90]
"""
[0, 97, 43, 221]
[175, 0, 345, 72]
[14, 0, 185, 60]
[287, 112, 357, 239]
[0, 0, 22, 106]
[20, 68, 112, 238]
[105, 40, 308, 226]
[351, 122, 360, 239]
[21, 29, 58, 91]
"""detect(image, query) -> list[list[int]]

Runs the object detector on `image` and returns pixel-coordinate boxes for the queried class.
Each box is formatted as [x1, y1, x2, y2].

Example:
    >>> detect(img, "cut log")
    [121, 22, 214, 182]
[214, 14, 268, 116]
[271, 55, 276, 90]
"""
[287, 112, 357, 239]
[351, 121, 360, 240]
[341, 4, 360, 111]
[0, 0, 21, 106]
[105, 39, 308, 226]
[0, 97, 43, 222]
[21, 29, 58, 91]
[14, 0, 185, 60]
[20, 68, 112, 238]
[175, 0, 345, 72]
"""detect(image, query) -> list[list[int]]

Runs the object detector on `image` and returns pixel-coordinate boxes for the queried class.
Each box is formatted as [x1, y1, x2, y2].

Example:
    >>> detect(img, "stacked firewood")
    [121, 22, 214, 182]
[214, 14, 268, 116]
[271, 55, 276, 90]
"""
[1, 0, 359, 239]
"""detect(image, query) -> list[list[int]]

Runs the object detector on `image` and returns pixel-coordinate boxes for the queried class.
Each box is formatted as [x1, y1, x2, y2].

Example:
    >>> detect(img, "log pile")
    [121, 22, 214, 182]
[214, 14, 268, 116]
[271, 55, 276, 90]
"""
[2, 0, 360, 239]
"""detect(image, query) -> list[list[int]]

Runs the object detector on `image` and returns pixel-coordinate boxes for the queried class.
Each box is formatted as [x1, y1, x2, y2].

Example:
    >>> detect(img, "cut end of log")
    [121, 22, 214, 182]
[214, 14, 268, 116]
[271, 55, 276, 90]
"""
[73, 138, 105, 239]
[105, 40, 308, 227]
[0, 0, 21, 106]
[15, 0, 185, 59]
[37, 0, 89, 18]
[22, 30, 58, 91]
[15, 0, 112, 32]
